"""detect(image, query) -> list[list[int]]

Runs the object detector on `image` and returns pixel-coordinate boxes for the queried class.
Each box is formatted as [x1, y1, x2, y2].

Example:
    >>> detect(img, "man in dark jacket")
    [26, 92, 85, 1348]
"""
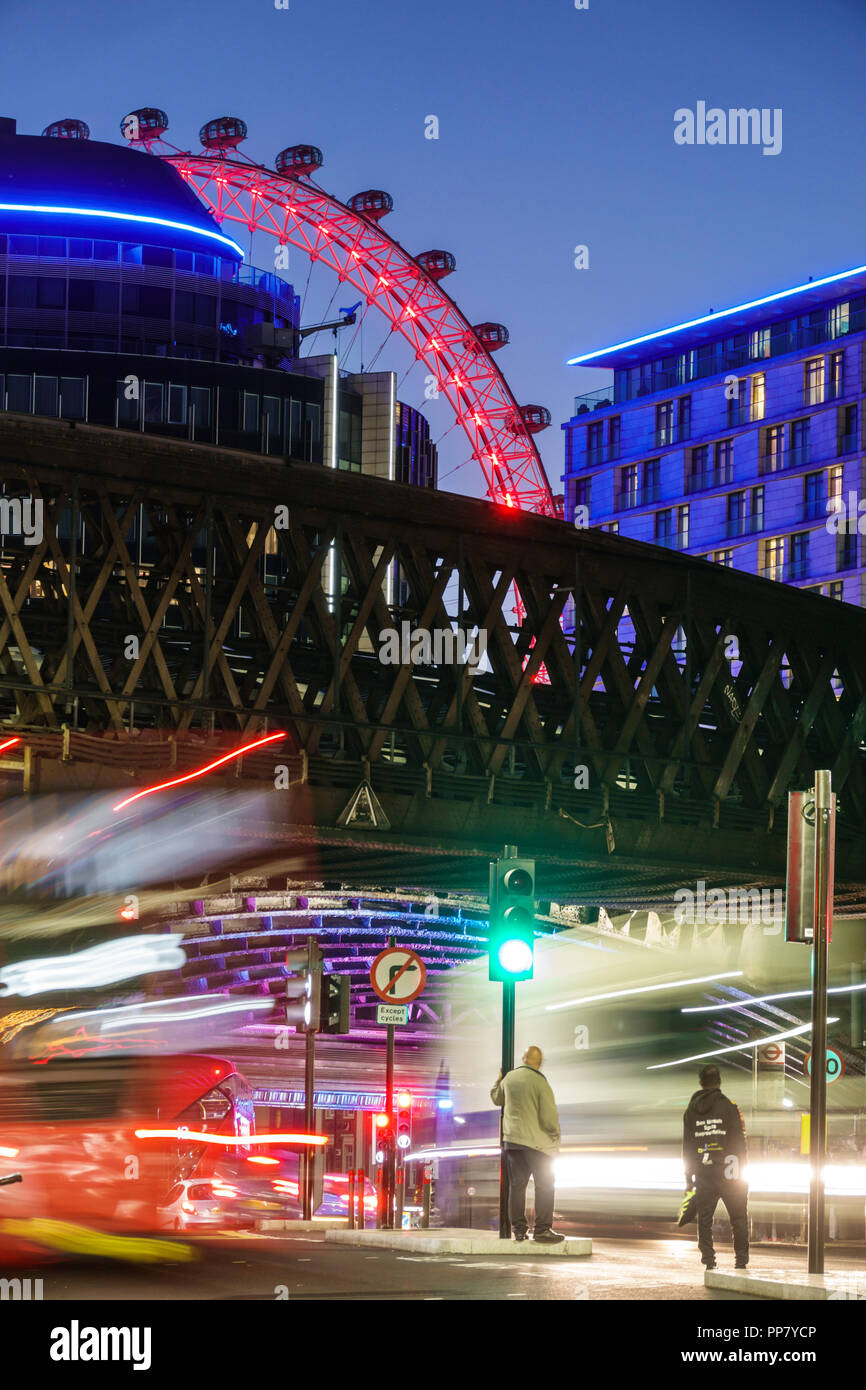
[682, 1063, 749, 1270]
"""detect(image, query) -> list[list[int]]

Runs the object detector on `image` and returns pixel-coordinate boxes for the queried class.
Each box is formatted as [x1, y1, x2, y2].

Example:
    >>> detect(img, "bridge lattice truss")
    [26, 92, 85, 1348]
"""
[2, 418, 866, 892]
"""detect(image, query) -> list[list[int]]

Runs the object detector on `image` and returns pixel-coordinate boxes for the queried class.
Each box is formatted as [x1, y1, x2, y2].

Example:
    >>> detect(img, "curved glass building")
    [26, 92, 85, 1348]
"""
[0, 117, 436, 479]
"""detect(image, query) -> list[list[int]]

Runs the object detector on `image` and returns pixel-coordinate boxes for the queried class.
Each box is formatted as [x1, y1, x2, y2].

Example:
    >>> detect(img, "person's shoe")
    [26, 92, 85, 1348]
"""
[703, 1260, 717, 1270]
[533, 1228, 565, 1244]
[512, 1231, 528, 1243]
[735, 1261, 748, 1270]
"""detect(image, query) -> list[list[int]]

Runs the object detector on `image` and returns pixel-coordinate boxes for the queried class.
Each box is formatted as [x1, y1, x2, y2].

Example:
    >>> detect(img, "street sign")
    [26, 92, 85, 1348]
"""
[805, 1048, 845, 1084]
[376, 1003, 409, 1026]
[370, 947, 427, 1004]
[757, 1042, 785, 1070]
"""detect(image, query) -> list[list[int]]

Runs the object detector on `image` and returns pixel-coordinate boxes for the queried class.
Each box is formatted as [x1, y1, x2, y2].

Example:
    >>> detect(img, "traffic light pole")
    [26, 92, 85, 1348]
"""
[384, 933, 396, 1228]
[807, 770, 833, 1274]
[499, 977, 516, 1239]
[303, 936, 318, 1222]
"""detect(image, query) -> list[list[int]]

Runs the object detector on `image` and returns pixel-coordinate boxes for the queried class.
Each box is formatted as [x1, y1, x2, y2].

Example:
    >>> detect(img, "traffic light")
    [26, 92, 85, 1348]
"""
[488, 857, 535, 982]
[283, 945, 322, 1030]
[318, 972, 351, 1034]
[373, 1111, 392, 1164]
[396, 1091, 413, 1150]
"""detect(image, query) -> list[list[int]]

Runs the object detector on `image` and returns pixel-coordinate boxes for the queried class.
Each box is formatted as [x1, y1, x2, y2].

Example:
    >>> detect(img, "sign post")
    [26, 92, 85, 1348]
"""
[369, 941, 426, 1229]
[786, 771, 836, 1275]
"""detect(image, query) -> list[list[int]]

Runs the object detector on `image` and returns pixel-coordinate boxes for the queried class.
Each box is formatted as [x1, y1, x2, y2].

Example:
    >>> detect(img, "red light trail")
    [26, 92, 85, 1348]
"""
[111, 732, 287, 812]
[0, 737, 21, 755]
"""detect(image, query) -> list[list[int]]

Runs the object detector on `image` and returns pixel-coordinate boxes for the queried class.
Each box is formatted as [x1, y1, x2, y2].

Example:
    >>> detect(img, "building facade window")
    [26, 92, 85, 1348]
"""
[804, 358, 825, 406]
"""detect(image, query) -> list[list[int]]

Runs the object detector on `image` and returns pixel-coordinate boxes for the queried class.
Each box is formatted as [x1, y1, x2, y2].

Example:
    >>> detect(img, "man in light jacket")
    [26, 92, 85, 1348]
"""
[490, 1044, 564, 1243]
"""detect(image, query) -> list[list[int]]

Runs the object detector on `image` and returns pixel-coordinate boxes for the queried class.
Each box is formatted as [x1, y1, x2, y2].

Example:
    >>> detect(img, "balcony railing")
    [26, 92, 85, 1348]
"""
[574, 387, 616, 414]
[654, 530, 690, 550]
[759, 450, 786, 475]
[586, 444, 621, 465]
[726, 514, 764, 539]
[653, 424, 689, 448]
[614, 485, 660, 512]
[801, 498, 828, 522]
[760, 559, 810, 582]
[838, 432, 858, 455]
[788, 444, 811, 468]
[686, 464, 734, 495]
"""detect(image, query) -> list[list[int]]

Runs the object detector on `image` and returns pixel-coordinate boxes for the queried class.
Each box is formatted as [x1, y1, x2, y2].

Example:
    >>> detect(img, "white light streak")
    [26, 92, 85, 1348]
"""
[546, 971, 744, 1012]
[646, 1019, 838, 1070]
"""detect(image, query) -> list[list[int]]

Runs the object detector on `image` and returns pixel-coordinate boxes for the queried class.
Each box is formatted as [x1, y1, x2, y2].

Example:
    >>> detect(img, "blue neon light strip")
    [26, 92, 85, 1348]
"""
[0, 202, 244, 259]
[566, 262, 866, 365]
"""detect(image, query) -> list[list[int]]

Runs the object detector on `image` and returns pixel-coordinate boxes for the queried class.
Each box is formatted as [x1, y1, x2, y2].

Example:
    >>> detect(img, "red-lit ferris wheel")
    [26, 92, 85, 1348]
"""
[120, 110, 557, 517]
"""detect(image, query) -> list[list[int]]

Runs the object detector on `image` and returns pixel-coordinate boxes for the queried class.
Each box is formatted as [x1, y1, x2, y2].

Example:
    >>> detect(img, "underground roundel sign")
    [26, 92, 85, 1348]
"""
[370, 947, 427, 1005]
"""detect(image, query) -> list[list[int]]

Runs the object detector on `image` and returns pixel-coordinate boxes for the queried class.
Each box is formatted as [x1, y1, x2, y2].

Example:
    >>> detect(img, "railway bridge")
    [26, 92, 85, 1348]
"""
[2, 412, 866, 912]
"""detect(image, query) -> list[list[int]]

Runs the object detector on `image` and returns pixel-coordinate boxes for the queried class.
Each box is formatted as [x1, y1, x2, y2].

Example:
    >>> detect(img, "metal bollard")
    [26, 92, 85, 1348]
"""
[359, 1170, 366, 1230]
[348, 1168, 356, 1229]
[396, 1166, 404, 1230]
[422, 1164, 432, 1228]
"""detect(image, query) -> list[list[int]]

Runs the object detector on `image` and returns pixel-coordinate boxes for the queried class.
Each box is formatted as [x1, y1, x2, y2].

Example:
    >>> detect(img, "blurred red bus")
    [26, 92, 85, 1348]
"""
[0, 1052, 255, 1261]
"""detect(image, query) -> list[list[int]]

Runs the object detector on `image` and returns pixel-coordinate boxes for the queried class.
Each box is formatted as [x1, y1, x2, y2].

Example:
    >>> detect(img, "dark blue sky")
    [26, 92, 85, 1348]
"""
[2, 0, 864, 497]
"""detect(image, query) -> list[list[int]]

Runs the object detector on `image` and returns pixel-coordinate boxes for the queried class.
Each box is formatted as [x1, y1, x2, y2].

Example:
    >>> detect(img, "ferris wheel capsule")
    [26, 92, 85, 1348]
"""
[42, 118, 90, 140]
[415, 250, 456, 281]
[120, 108, 169, 143]
[275, 145, 323, 178]
[518, 405, 552, 433]
[471, 322, 510, 352]
[346, 190, 393, 222]
[199, 116, 248, 151]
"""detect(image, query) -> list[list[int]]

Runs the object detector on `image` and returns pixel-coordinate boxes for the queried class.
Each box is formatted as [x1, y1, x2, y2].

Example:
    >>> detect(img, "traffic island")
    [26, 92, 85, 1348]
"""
[325, 1227, 592, 1256]
[706, 1268, 866, 1300]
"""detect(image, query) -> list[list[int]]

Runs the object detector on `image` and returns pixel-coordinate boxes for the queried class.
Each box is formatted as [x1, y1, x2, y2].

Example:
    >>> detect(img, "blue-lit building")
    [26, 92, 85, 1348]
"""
[563, 267, 866, 603]
[0, 117, 436, 484]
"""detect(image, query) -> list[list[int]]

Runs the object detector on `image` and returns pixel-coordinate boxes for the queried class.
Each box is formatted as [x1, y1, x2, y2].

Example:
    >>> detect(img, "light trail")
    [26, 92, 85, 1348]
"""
[646, 1019, 837, 1070]
[546, 971, 744, 1011]
[111, 732, 286, 811]
[683, 982, 866, 1013]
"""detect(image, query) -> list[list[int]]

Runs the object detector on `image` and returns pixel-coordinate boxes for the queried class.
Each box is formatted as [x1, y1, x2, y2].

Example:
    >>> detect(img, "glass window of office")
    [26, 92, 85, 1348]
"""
[116, 379, 139, 425]
[655, 401, 674, 446]
[643, 458, 660, 496]
[830, 351, 844, 399]
[749, 327, 771, 360]
[713, 549, 733, 567]
[763, 425, 784, 471]
[168, 384, 187, 426]
[790, 532, 809, 578]
[60, 377, 86, 420]
[763, 536, 785, 580]
[727, 491, 746, 535]
[620, 464, 639, 503]
[677, 505, 689, 546]
[804, 358, 824, 407]
[574, 477, 591, 512]
[677, 396, 691, 440]
[6, 375, 32, 412]
[607, 416, 621, 459]
[751, 373, 766, 420]
[655, 508, 674, 540]
[804, 472, 824, 518]
[715, 439, 733, 481]
[143, 382, 165, 424]
[34, 376, 59, 417]
[750, 486, 764, 530]
[828, 302, 850, 339]
[587, 421, 603, 462]
[242, 392, 260, 434]
[790, 419, 810, 466]
[689, 445, 709, 484]
[838, 531, 858, 571]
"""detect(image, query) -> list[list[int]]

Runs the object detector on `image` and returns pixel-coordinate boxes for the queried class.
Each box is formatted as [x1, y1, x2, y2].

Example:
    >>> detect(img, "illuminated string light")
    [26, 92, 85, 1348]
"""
[112, 732, 287, 811]
[546, 970, 744, 1012]
[0, 202, 244, 258]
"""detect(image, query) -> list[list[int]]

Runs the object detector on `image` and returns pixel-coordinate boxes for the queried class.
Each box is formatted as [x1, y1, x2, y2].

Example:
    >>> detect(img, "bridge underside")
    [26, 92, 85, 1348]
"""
[2, 416, 866, 910]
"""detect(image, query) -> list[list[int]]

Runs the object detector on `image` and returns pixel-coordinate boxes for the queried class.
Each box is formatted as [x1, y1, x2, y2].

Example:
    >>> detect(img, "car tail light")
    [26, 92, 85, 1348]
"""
[181, 1200, 195, 1214]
